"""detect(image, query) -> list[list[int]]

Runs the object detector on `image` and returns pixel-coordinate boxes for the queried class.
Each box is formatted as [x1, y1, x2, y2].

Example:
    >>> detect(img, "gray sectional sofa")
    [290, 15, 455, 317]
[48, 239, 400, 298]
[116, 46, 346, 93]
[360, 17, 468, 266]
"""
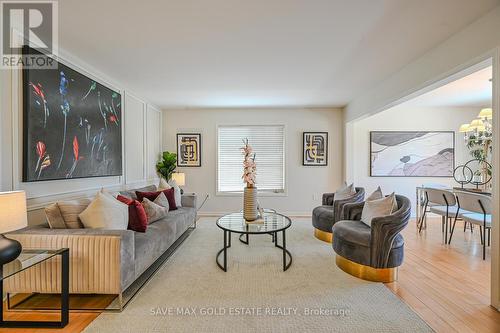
[5, 185, 197, 303]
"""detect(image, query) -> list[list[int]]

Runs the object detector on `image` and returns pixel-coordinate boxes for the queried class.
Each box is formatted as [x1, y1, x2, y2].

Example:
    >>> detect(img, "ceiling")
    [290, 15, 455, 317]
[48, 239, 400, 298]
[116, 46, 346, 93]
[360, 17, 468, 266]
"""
[400, 66, 492, 108]
[56, 0, 500, 109]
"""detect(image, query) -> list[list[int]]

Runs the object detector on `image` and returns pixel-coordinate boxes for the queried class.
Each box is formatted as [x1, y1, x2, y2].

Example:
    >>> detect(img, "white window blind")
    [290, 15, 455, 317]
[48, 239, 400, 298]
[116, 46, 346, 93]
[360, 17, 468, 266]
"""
[217, 125, 285, 193]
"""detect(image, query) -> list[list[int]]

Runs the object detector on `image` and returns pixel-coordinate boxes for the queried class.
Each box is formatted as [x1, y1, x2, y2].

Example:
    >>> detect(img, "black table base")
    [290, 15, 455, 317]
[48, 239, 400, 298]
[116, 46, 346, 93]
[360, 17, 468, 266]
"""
[216, 230, 292, 272]
[0, 249, 69, 328]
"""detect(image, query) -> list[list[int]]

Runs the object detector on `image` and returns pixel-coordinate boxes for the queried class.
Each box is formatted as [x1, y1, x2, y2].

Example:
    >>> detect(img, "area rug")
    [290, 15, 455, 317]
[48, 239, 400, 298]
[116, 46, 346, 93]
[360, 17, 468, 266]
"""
[84, 217, 433, 333]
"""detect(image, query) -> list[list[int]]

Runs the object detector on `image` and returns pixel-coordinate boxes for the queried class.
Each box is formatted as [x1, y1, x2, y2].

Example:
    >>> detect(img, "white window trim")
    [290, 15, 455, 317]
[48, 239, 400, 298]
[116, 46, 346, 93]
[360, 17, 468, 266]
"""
[215, 123, 288, 197]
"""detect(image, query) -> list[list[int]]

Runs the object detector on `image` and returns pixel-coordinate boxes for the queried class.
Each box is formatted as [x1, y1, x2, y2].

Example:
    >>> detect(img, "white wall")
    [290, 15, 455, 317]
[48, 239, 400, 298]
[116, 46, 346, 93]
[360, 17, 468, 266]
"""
[352, 106, 482, 216]
[0, 51, 162, 225]
[162, 108, 343, 216]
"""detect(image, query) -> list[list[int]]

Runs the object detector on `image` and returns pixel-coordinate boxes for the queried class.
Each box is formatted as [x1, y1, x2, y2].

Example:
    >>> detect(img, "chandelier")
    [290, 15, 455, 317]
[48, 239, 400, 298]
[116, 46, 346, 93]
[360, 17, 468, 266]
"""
[458, 108, 493, 142]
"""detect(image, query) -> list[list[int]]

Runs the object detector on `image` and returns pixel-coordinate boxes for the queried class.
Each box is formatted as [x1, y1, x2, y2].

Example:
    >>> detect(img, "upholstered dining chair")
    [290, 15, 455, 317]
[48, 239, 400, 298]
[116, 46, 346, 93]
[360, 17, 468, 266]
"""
[448, 192, 492, 260]
[418, 188, 458, 242]
[331, 195, 411, 282]
[311, 187, 365, 243]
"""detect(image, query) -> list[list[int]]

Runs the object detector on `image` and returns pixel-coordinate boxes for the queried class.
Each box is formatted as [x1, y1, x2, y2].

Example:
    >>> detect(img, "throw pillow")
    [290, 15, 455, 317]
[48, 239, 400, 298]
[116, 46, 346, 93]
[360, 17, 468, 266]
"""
[79, 192, 128, 230]
[136, 189, 177, 210]
[158, 178, 171, 190]
[334, 183, 356, 201]
[153, 192, 170, 210]
[366, 186, 383, 201]
[168, 180, 182, 207]
[360, 193, 396, 227]
[141, 198, 169, 224]
[45, 203, 67, 229]
[57, 198, 92, 229]
[117, 195, 148, 232]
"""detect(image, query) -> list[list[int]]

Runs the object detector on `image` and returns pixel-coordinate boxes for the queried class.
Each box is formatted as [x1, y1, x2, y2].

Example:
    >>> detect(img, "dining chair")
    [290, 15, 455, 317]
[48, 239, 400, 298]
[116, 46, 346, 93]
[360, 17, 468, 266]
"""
[449, 192, 492, 260]
[418, 188, 458, 243]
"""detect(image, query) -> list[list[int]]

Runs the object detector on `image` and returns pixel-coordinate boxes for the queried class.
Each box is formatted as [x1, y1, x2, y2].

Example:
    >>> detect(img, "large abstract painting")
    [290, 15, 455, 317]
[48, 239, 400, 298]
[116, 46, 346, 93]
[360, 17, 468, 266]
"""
[23, 46, 122, 182]
[303, 132, 328, 166]
[177, 133, 201, 167]
[370, 131, 454, 177]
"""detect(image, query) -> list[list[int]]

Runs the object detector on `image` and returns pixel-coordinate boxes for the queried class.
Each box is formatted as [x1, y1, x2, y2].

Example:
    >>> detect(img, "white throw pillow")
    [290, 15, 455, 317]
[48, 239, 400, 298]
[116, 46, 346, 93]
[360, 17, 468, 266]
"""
[361, 193, 396, 227]
[366, 186, 383, 201]
[153, 192, 170, 210]
[335, 183, 356, 201]
[79, 192, 128, 230]
[158, 178, 171, 190]
[168, 180, 182, 207]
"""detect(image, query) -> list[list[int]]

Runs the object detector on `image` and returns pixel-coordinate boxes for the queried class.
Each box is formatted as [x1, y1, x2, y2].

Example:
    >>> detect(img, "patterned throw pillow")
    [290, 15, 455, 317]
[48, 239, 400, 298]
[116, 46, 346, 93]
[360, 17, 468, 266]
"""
[57, 198, 92, 229]
[141, 198, 169, 224]
[136, 189, 177, 210]
[44, 203, 67, 229]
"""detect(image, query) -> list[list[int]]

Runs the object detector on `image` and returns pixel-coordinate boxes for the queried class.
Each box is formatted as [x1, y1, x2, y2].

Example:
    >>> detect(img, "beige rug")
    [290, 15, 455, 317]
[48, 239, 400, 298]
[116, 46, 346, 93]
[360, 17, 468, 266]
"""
[84, 217, 433, 333]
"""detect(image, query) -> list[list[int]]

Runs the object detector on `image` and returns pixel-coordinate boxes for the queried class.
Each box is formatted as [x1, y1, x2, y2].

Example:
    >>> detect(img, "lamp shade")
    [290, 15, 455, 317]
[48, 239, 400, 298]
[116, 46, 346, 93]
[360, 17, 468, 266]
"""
[478, 108, 493, 120]
[0, 191, 28, 233]
[469, 119, 484, 130]
[171, 173, 185, 186]
[458, 124, 471, 133]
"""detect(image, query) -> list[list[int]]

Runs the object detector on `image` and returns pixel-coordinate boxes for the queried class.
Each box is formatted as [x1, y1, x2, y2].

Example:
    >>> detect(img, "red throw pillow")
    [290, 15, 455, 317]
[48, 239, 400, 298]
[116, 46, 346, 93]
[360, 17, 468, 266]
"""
[135, 191, 159, 202]
[161, 188, 177, 211]
[135, 189, 177, 210]
[117, 195, 148, 232]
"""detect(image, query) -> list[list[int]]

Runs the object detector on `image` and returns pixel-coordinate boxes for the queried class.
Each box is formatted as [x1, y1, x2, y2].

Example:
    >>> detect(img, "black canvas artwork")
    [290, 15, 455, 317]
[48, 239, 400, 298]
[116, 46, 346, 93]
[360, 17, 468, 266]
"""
[23, 46, 122, 182]
[177, 133, 201, 167]
[303, 132, 328, 166]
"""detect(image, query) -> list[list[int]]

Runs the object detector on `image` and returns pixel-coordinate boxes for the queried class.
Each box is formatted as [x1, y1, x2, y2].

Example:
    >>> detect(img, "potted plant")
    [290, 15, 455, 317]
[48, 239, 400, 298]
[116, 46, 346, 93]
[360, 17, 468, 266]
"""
[156, 151, 177, 181]
[241, 139, 258, 221]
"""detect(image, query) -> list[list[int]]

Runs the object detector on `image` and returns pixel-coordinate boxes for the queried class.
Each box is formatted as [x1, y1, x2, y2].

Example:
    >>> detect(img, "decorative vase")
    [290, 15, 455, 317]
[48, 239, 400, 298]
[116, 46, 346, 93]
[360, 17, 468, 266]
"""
[243, 186, 258, 221]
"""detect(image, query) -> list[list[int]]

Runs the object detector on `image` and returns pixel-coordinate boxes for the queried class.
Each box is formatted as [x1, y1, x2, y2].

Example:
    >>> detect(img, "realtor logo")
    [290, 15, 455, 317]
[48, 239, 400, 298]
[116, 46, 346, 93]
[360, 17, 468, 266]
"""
[1, 0, 58, 68]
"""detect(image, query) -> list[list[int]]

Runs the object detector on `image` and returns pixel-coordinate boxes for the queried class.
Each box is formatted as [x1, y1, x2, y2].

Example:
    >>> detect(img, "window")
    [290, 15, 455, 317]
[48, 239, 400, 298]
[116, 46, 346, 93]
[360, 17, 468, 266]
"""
[217, 125, 285, 194]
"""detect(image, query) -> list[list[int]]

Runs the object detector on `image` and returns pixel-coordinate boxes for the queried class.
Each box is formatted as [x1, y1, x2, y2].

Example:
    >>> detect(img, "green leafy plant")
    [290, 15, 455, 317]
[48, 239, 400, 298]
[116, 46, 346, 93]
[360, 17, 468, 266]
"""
[156, 151, 177, 181]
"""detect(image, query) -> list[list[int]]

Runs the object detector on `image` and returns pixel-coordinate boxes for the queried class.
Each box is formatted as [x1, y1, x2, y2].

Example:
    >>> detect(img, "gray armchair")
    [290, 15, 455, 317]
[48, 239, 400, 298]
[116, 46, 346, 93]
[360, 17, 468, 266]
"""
[312, 187, 365, 243]
[331, 194, 411, 282]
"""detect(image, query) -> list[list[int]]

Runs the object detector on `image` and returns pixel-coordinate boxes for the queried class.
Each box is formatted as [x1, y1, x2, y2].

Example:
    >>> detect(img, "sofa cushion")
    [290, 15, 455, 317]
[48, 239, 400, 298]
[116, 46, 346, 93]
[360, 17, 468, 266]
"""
[169, 180, 182, 207]
[154, 192, 170, 209]
[134, 218, 177, 277]
[79, 192, 128, 230]
[366, 186, 383, 201]
[312, 205, 334, 232]
[57, 198, 92, 229]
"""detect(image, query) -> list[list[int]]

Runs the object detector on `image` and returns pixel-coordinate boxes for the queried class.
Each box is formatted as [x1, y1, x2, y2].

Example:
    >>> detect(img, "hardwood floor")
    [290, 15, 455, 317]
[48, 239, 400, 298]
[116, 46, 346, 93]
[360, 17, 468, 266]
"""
[386, 218, 500, 333]
[1, 217, 498, 332]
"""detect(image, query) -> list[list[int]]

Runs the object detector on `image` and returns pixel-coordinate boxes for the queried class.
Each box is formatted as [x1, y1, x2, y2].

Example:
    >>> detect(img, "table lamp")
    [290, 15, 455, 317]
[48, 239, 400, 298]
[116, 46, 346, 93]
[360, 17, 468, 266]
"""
[0, 191, 28, 265]
[171, 172, 186, 194]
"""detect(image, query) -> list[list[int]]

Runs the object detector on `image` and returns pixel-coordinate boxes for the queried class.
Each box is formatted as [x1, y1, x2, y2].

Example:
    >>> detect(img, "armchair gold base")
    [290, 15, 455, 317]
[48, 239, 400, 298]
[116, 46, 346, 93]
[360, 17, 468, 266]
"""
[314, 228, 333, 243]
[335, 255, 398, 283]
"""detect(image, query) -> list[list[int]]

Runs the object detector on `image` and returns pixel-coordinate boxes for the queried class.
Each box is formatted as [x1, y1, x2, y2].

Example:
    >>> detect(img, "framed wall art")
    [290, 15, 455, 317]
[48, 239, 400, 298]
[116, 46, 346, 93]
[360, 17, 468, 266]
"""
[370, 131, 454, 177]
[23, 46, 122, 182]
[177, 133, 201, 167]
[303, 132, 328, 166]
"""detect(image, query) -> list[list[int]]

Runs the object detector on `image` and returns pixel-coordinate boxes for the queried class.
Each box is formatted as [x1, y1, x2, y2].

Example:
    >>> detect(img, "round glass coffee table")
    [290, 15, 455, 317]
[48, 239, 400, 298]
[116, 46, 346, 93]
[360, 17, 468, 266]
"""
[216, 211, 292, 272]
